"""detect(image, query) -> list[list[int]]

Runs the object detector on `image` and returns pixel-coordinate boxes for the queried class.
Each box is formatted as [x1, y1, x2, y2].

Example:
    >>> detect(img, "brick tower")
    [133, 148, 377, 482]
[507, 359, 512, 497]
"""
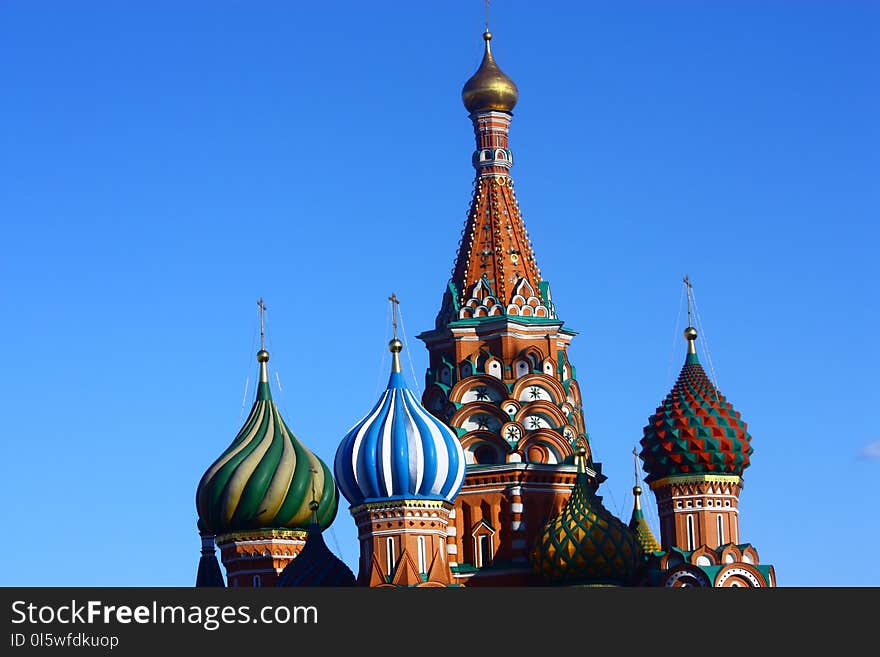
[335, 314, 467, 587]
[417, 29, 603, 585]
[638, 282, 776, 587]
[195, 301, 339, 587]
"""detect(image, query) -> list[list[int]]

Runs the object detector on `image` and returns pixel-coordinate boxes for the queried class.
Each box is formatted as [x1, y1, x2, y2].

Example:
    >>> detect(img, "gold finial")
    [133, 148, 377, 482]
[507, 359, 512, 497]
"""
[683, 276, 697, 354]
[256, 298, 270, 380]
[632, 447, 643, 508]
[575, 446, 587, 474]
[388, 292, 403, 373]
[462, 20, 519, 114]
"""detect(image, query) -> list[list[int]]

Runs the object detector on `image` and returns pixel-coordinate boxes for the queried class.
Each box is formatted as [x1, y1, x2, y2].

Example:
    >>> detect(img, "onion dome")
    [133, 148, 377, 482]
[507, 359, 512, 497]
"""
[196, 348, 339, 533]
[640, 327, 753, 483]
[628, 485, 661, 555]
[334, 337, 466, 506]
[462, 30, 519, 113]
[277, 502, 355, 587]
[531, 450, 642, 586]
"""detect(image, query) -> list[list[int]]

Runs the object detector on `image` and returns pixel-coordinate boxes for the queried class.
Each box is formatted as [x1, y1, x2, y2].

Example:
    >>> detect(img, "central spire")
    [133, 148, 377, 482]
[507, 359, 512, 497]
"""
[441, 27, 551, 324]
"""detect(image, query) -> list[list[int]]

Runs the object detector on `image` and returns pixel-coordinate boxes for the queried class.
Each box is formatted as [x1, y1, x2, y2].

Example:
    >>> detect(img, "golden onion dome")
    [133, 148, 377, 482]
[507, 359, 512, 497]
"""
[462, 31, 519, 114]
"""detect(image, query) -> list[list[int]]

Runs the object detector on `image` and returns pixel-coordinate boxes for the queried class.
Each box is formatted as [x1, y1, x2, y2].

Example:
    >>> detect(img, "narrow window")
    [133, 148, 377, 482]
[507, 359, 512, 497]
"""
[386, 537, 396, 576]
[417, 536, 427, 574]
[252, 575, 261, 588]
[686, 514, 695, 551]
[476, 535, 492, 567]
[717, 514, 725, 547]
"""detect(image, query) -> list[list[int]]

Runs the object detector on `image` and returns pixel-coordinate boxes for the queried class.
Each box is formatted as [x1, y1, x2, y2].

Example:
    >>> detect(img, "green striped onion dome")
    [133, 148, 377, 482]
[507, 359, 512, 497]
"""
[640, 328, 753, 484]
[531, 451, 641, 586]
[196, 349, 338, 534]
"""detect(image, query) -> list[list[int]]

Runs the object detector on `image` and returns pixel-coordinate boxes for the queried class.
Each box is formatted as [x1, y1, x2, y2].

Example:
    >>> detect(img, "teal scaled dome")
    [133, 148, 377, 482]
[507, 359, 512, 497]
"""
[196, 348, 338, 534]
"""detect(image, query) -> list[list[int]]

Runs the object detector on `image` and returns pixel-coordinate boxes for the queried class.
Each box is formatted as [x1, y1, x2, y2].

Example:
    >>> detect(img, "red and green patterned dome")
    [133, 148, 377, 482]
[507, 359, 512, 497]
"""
[640, 327, 753, 484]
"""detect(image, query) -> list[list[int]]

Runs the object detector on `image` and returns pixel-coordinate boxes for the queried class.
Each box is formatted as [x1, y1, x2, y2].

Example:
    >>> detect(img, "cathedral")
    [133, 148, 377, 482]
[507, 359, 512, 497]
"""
[194, 25, 776, 589]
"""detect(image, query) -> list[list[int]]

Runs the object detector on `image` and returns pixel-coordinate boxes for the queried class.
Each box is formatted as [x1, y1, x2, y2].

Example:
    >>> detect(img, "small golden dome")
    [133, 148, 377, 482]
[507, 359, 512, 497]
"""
[684, 326, 698, 341]
[257, 349, 270, 363]
[462, 31, 519, 114]
[388, 337, 403, 353]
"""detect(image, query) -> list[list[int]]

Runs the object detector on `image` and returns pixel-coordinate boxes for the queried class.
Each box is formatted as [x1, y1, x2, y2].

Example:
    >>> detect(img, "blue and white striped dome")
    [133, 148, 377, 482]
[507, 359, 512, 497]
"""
[334, 338, 466, 506]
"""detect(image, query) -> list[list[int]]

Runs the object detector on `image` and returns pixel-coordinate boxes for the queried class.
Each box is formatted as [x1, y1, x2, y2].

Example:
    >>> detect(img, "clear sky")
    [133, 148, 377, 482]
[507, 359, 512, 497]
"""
[1, 1, 877, 587]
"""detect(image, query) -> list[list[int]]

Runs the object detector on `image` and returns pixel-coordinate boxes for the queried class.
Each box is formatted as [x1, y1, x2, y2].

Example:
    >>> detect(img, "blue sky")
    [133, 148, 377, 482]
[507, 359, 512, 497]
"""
[1, 1, 877, 587]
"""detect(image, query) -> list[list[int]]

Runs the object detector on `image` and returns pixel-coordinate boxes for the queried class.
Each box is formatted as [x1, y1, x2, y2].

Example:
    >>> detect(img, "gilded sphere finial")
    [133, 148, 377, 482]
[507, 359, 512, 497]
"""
[257, 349, 270, 363]
[309, 500, 319, 512]
[684, 326, 698, 342]
[576, 447, 587, 457]
[633, 485, 642, 496]
[462, 30, 519, 113]
[388, 337, 403, 354]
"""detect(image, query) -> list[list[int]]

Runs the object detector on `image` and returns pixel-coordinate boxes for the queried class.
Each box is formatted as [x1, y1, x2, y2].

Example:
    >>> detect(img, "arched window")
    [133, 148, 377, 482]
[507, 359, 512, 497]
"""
[474, 444, 500, 465]
[471, 521, 495, 568]
[487, 360, 502, 379]
[476, 535, 493, 568]
[386, 537, 396, 576]
[252, 575, 262, 588]
[417, 536, 427, 575]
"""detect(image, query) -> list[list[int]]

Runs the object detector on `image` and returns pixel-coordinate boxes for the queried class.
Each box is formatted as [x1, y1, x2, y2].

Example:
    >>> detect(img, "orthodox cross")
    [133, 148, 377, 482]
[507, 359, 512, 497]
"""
[632, 447, 640, 486]
[257, 297, 267, 350]
[683, 275, 693, 326]
[388, 292, 400, 339]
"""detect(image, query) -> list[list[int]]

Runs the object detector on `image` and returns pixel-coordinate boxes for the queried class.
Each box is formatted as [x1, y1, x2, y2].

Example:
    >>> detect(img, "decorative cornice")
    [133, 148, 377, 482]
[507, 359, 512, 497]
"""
[349, 499, 454, 514]
[649, 474, 743, 490]
[215, 528, 307, 544]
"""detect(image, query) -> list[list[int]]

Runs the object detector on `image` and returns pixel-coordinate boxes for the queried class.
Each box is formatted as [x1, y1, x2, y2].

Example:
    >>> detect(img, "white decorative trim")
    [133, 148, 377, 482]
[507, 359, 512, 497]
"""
[359, 528, 449, 539]
[716, 567, 762, 587]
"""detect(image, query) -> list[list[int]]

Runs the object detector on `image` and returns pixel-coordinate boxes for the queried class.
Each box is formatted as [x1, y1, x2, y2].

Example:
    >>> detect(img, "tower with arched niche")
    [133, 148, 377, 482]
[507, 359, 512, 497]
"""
[335, 326, 466, 587]
[637, 282, 776, 587]
[417, 29, 602, 585]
